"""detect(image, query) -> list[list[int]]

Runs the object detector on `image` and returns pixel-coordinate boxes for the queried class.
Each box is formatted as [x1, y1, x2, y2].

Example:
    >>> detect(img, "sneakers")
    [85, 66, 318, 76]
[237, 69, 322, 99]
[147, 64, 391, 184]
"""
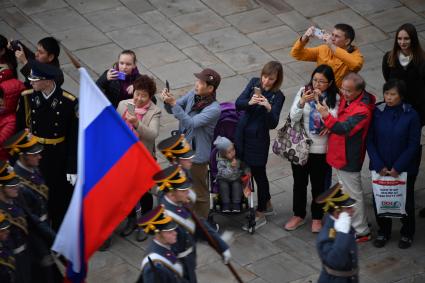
[373, 235, 389, 248]
[232, 203, 241, 213]
[311, 220, 322, 233]
[398, 237, 412, 249]
[242, 216, 267, 231]
[222, 203, 231, 213]
[355, 233, 372, 243]
[284, 216, 305, 231]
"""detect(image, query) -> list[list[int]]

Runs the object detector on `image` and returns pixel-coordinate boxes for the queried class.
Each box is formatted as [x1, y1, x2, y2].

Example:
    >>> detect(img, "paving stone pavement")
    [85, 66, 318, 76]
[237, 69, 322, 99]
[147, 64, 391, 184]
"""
[2, 0, 425, 282]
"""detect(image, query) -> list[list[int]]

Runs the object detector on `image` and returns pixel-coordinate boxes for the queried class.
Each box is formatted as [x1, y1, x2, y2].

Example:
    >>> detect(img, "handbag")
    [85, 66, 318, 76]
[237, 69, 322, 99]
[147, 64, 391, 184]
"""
[371, 171, 407, 218]
[272, 114, 312, 166]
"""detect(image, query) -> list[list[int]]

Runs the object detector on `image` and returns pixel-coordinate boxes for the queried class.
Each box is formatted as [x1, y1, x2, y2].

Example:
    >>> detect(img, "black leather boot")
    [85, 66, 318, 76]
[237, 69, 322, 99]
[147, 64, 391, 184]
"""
[120, 216, 137, 237]
[136, 227, 148, 242]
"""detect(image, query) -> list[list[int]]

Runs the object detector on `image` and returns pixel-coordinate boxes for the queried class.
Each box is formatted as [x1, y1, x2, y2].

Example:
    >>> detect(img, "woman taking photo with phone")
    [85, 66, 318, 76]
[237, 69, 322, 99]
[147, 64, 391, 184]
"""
[284, 64, 339, 233]
[367, 79, 421, 249]
[99, 75, 161, 250]
[235, 61, 284, 231]
[96, 50, 141, 108]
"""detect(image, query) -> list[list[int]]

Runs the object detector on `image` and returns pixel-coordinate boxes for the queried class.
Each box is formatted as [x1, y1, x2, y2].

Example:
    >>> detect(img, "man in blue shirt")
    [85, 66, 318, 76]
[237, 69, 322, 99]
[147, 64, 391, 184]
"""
[161, 69, 221, 218]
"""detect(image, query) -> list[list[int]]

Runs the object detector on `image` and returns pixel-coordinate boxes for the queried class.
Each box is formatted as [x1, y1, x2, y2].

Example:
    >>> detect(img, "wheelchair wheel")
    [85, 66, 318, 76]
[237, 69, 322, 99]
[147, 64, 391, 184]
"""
[247, 207, 256, 235]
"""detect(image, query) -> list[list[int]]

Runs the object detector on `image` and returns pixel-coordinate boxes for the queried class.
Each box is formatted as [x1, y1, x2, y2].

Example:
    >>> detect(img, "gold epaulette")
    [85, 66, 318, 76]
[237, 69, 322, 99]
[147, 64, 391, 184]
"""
[21, 89, 34, 96]
[62, 91, 76, 101]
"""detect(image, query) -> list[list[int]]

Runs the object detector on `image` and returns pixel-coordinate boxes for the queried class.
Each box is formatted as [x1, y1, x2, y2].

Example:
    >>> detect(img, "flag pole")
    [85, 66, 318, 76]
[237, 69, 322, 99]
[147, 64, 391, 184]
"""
[185, 206, 244, 283]
[61, 43, 81, 69]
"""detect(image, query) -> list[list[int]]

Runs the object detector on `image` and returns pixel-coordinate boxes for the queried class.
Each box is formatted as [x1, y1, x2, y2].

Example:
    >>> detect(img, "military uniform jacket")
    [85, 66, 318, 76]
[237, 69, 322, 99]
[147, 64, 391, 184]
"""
[161, 196, 229, 254]
[0, 201, 28, 252]
[160, 196, 228, 283]
[14, 162, 48, 221]
[316, 214, 358, 283]
[140, 240, 188, 283]
[16, 86, 78, 174]
[0, 241, 15, 283]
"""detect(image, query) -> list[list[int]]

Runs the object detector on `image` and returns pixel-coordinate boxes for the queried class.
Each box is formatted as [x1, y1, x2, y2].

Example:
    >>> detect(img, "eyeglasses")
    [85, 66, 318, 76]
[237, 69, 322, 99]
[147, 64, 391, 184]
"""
[312, 78, 329, 85]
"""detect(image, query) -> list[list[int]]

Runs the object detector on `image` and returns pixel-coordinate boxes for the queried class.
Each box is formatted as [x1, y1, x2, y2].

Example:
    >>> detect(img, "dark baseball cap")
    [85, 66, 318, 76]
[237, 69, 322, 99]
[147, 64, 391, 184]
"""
[194, 68, 221, 89]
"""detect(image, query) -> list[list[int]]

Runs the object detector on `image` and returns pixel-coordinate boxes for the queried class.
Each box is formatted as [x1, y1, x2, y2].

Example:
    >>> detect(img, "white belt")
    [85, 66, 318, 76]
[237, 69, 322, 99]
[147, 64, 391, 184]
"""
[39, 214, 48, 222]
[177, 247, 194, 258]
[13, 244, 27, 254]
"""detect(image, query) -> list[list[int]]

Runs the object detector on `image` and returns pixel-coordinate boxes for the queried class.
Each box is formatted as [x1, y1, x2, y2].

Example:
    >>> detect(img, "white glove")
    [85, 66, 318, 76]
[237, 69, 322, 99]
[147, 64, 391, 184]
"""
[221, 231, 235, 246]
[222, 249, 232, 264]
[188, 188, 197, 203]
[66, 174, 77, 186]
[334, 211, 351, 234]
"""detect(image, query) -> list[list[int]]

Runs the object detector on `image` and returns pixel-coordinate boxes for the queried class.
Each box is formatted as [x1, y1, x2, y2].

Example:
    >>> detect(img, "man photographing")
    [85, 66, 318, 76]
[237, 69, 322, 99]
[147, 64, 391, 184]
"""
[161, 69, 221, 218]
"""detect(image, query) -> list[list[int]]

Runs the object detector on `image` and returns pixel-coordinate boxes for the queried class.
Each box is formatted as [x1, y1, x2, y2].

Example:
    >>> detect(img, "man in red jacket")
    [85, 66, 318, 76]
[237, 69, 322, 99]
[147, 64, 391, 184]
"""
[0, 78, 25, 160]
[316, 72, 375, 242]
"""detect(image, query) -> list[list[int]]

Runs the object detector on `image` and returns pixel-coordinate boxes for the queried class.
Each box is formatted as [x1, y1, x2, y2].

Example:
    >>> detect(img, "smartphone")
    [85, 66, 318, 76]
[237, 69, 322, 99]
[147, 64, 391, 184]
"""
[313, 28, 324, 39]
[10, 40, 22, 52]
[127, 103, 135, 115]
[304, 84, 313, 93]
[165, 80, 170, 91]
[117, 71, 126, 80]
[254, 86, 261, 96]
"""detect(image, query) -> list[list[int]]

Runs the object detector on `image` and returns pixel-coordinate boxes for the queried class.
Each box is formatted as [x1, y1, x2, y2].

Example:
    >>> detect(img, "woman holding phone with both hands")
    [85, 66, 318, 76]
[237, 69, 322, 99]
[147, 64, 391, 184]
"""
[285, 64, 339, 233]
[235, 61, 285, 231]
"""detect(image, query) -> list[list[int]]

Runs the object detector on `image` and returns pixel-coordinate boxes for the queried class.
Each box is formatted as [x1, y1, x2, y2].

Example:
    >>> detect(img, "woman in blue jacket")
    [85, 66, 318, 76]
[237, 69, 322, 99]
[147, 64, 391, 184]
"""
[367, 79, 421, 249]
[235, 61, 285, 230]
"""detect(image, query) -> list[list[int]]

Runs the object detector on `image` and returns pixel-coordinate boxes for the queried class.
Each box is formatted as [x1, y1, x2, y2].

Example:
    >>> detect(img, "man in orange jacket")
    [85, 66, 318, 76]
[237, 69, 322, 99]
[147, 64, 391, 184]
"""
[291, 23, 364, 88]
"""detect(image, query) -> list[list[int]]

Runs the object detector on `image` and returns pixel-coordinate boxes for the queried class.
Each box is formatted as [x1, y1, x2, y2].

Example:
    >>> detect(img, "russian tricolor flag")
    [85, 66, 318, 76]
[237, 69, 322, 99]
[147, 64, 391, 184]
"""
[52, 68, 160, 282]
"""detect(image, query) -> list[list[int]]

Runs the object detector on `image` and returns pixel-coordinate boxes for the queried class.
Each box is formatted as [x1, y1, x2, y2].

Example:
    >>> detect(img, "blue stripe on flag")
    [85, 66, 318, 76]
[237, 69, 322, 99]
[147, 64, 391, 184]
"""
[83, 105, 137, 197]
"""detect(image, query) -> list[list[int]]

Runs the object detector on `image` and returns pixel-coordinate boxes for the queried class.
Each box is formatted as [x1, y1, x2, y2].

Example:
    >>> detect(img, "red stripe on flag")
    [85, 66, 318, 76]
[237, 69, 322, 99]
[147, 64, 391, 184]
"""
[83, 143, 160, 259]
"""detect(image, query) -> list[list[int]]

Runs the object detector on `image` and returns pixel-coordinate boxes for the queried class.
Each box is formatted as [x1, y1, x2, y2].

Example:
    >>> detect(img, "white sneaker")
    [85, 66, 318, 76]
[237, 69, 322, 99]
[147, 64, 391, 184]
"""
[242, 216, 267, 231]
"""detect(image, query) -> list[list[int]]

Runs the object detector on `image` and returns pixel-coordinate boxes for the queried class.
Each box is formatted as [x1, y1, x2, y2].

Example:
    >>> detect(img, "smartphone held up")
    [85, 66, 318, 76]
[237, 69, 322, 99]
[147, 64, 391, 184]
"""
[313, 27, 324, 40]
[127, 102, 135, 115]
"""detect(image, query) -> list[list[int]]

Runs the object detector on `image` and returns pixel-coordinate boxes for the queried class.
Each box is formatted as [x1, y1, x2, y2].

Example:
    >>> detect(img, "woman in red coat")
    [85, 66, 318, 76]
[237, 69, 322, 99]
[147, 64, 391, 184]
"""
[0, 78, 25, 160]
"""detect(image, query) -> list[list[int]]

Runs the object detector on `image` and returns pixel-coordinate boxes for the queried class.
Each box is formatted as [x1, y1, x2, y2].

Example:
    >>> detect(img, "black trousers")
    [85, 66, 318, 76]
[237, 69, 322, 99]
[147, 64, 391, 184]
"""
[128, 192, 153, 218]
[291, 153, 330, 220]
[251, 165, 270, 212]
[373, 174, 416, 238]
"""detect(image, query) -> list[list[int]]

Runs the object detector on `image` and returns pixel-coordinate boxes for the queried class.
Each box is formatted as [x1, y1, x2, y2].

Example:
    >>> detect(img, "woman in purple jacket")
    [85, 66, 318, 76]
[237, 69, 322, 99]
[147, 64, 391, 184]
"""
[367, 79, 421, 249]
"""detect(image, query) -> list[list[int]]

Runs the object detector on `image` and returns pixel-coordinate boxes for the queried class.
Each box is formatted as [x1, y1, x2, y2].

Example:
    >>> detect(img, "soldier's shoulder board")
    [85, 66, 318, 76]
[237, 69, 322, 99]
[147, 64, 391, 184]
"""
[62, 91, 76, 101]
[21, 89, 34, 96]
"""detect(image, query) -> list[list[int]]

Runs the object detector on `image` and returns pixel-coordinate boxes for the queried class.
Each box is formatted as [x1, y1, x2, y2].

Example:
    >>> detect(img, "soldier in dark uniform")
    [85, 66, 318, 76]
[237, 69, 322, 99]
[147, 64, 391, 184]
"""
[137, 205, 189, 283]
[154, 165, 231, 283]
[0, 160, 30, 283]
[3, 129, 59, 283]
[315, 183, 358, 283]
[157, 134, 196, 203]
[0, 213, 15, 283]
[15, 60, 78, 231]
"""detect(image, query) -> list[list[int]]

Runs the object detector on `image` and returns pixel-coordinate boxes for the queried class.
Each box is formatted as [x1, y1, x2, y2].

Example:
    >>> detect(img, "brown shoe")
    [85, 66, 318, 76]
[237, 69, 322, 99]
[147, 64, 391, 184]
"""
[311, 220, 322, 233]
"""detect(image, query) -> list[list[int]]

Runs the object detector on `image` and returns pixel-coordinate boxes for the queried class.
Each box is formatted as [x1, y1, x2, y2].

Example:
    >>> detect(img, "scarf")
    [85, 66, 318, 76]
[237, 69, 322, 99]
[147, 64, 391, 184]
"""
[398, 52, 411, 68]
[122, 101, 151, 138]
[308, 92, 327, 134]
[191, 93, 216, 112]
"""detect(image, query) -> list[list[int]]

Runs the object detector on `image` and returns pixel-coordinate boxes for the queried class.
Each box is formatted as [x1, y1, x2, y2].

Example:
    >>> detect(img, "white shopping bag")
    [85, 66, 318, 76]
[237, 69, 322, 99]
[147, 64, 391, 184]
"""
[371, 171, 407, 218]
